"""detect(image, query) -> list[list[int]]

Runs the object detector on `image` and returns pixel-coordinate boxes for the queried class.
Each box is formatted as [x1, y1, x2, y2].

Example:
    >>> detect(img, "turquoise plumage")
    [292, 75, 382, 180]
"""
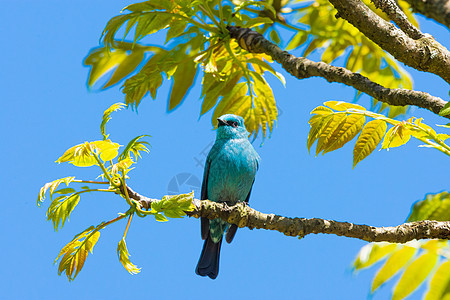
[196, 114, 260, 279]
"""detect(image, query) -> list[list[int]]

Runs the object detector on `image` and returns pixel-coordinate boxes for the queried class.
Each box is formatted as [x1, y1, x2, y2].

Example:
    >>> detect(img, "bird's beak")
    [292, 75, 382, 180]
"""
[217, 118, 227, 127]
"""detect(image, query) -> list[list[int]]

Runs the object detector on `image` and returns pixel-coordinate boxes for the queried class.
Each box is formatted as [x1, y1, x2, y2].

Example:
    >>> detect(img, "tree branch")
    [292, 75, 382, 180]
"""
[326, 0, 450, 83]
[371, 0, 424, 39]
[404, 0, 450, 29]
[126, 186, 450, 243]
[227, 26, 448, 117]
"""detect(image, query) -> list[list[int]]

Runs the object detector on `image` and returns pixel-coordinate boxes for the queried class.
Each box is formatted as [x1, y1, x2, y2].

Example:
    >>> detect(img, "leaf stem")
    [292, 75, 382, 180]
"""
[198, 5, 222, 30]
[93, 152, 112, 183]
[223, 41, 254, 98]
[73, 180, 109, 184]
[123, 214, 133, 239]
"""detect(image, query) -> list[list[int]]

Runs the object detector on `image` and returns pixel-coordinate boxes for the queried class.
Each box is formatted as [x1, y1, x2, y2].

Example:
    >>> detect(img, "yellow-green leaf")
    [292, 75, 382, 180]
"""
[56, 227, 101, 281]
[393, 252, 438, 300]
[408, 192, 450, 222]
[117, 238, 141, 275]
[371, 246, 416, 292]
[307, 115, 333, 151]
[353, 119, 387, 168]
[56, 140, 120, 167]
[354, 242, 398, 270]
[324, 101, 366, 112]
[310, 106, 333, 115]
[168, 60, 197, 111]
[100, 102, 126, 140]
[316, 113, 347, 155]
[425, 259, 450, 300]
[47, 194, 80, 231]
[286, 31, 308, 51]
[37, 176, 76, 206]
[381, 124, 411, 149]
[323, 114, 366, 154]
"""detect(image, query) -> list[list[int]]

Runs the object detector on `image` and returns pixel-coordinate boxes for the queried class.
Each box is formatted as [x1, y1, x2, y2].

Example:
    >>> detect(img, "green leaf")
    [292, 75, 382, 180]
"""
[408, 192, 450, 222]
[38, 176, 76, 206]
[269, 29, 281, 44]
[101, 102, 126, 140]
[55, 226, 101, 281]
[53, 188, 76, 195]
[118, 135, 151, 161]
[168, 60, 197, 111]
[243, 17, 273, 28]
[103, 50, 145, 89]
[150, 192, 195, 221]
[439, 102, 450, 117]
[117, 238, 141, 275]
[354, 242, 398, 270]
[392, 252, 438, 300]
[286, 31, 308, 51]
[154, 213, 169, 222]
[165, 18, 187, 43]
[371, 245, 416, 292]
[47, 194, 80, 231]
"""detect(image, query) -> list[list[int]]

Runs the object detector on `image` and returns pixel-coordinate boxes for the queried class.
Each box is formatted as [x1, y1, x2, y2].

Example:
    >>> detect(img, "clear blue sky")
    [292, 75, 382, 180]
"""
[1, 1, 449, 299]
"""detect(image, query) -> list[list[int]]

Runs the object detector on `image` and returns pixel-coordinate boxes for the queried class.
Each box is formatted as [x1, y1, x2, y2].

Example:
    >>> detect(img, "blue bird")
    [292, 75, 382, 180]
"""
[195, 114, 260, 279]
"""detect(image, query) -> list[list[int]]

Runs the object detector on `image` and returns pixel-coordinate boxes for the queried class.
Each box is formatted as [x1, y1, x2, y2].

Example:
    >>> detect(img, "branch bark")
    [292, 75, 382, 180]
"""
[327, 0, 450, 83]
[227, 26, 448, 118]
[371, 0, 424, 39]
[404, 0, 450, 29]
[125, 186, 450, 243]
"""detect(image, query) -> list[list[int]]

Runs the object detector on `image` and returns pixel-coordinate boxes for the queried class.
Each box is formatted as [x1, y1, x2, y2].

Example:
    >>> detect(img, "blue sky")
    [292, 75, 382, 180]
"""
[1, 1, 449, 299]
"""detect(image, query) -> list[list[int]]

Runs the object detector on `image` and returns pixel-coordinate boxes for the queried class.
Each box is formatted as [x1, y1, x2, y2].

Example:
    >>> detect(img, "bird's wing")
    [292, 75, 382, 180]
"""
[200, 158, 211, 240]
[225, 179, 255, 244]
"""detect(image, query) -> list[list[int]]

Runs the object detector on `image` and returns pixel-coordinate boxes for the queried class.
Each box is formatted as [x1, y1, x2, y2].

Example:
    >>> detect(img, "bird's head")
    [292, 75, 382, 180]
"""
[216, 114, 249, 139]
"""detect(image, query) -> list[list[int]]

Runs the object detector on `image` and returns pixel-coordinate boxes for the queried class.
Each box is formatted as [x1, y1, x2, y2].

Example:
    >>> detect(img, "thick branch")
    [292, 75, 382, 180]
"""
[126, 186, 450, 243]
[371, 0, 424, 39]
[227, 26, 448, 117]
[404, 0, 450, 29]
[327, 0, 450, 83]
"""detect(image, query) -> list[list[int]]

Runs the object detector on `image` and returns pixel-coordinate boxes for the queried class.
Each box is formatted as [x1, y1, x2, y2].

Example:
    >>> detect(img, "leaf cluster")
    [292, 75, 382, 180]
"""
[308, 101, 450, 167]
[354, 240, 450, 300]
[38, 103, 195, 280]
[55, 226, 101, 281]
[150, 192, 195, 222]
[84, 0, 285, 138]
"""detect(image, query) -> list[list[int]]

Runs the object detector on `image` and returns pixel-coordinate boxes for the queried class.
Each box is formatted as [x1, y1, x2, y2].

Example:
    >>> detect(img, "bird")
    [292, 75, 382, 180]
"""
[195, 114, 260, 279]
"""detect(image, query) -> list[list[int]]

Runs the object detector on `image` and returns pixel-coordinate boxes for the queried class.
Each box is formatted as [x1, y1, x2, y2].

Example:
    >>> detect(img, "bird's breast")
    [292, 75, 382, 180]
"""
[207, 139, 259, 204]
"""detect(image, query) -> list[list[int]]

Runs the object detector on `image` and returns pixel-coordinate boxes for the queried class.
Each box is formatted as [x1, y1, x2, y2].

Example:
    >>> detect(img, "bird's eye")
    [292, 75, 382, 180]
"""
[230, 121, 238, 128]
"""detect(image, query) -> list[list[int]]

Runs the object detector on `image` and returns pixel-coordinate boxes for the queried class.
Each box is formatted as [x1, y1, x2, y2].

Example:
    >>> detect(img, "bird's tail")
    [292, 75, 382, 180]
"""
[195, 235, 222, 279]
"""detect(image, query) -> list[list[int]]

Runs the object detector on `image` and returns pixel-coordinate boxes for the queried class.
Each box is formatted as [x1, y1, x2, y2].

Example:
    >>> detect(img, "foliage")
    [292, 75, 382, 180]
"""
[354, 239, 450, 299]
[352, 191, 450, 299]
[307, 98, 450, 299]
[41, 0, 448, 294]
[285, 0, 414, 117]
[38, 103, 195, 280]
[308, 101, 450, 168]
[408, 192, 450, 222]
[54, 225, 102, 281]
[84, 0, 288, 138]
